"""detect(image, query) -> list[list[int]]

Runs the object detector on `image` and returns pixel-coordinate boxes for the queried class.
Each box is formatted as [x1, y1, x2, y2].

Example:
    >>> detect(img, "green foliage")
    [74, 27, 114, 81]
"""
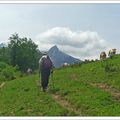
[0, 47, 11, 64]
[0, 62, 20, 81]
[8, 33, 42, 72]
[104, 63, 119, 72]
[100, 57, 119, 73]
[1, 66, 15, 80]
[0, 62, 7, 69]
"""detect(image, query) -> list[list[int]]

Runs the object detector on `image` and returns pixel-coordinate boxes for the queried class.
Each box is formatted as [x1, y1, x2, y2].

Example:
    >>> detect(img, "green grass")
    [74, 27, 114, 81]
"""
[1, 54, 120, 116]
[50, 54, 120, 116]
[0, 75, 75, 116]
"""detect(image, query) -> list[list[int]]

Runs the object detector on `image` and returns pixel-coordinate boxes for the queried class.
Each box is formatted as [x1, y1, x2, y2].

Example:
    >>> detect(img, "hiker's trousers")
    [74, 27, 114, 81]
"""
[40, 68, 50, 89]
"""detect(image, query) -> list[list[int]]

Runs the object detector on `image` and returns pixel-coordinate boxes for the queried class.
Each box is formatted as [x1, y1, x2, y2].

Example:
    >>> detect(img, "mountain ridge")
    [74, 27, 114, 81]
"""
[48, 45, 81, 68]
[0, 43, 5, 48]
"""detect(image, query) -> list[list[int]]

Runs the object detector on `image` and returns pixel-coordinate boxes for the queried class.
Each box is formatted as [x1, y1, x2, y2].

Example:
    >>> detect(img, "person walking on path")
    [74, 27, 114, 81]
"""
[39, 52, 53, 92]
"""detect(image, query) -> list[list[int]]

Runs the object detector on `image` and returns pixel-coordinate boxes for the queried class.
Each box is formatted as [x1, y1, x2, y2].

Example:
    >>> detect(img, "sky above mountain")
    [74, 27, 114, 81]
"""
[0, 3, 120, 60]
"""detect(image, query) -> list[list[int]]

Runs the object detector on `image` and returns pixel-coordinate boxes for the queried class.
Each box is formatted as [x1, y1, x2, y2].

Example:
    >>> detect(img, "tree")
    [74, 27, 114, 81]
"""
[8, 33, 42, 72]
[0, 46, 11, 64]
[8, 33, 20, 66]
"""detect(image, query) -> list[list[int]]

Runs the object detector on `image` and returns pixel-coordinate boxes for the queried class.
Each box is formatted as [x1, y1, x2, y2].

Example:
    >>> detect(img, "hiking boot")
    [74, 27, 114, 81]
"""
[42, 88, 46, 92]
[43, 89, 46, 92]
[45, 88, 49, 92]
[42, 88, 48, 92]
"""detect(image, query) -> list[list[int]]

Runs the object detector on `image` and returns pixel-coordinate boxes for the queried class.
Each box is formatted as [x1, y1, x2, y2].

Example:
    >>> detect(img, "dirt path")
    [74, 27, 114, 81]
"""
[0, 82, 5, 88]
[91, 83, 120, 101]
[52, 93, 82, 116]
[70, 73, 78, 81]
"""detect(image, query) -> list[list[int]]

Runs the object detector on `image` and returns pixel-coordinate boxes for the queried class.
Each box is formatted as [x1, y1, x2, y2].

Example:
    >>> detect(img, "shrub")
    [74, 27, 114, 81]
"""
[0, 62, 7, 69]
[1, 67, 16, 81]
[0, 75, 5, 81]
[0, 62, 20, 81]
[104, 64, 119, 72]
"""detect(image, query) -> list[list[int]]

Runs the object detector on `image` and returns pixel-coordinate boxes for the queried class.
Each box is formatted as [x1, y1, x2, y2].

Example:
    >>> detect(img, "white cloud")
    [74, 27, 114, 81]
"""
[35, 27, 108, 60]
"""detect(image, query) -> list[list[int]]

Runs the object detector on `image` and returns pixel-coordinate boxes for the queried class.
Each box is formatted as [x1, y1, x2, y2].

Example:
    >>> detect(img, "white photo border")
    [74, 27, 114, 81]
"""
[0, 1, 120, 120]
[0, 1, 120, 3]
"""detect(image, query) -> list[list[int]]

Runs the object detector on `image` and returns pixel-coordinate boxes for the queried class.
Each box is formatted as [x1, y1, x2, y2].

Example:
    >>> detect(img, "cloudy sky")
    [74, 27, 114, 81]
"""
[0, 3, 120, 60]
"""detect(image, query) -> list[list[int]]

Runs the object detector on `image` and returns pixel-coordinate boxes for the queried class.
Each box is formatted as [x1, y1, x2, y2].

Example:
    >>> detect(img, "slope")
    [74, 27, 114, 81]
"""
[1, 54, 120, 116]
[0, 75, 76, 116]
[51, 54, 120, 116]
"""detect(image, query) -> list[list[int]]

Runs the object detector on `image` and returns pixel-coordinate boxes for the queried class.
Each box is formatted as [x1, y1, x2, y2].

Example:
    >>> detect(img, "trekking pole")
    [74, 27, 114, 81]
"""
[39, 72, 40, 86]
[51, 70, 54, 90]
[38, 69, 41, 88]
[36, 69, 41, 95]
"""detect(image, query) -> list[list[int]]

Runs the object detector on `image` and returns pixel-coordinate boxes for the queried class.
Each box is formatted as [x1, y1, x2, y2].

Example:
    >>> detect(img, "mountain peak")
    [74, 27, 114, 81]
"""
[51, 45, 59, 50]
[49, 45, 59, 52]
[48, 45, 81, 68]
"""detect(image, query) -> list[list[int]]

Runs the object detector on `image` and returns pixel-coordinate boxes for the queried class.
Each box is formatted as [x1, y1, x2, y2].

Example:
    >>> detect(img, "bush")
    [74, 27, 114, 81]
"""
[0, 75, 5, 81]
[104, 64, 119, 72]
[0, 62, 7, 69]
[1, 67, 16, 81]
[0, 62, 20, 81]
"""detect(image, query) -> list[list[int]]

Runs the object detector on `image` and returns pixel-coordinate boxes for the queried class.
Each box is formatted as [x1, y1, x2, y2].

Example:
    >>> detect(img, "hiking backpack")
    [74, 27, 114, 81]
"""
[41, 56, 52, 69]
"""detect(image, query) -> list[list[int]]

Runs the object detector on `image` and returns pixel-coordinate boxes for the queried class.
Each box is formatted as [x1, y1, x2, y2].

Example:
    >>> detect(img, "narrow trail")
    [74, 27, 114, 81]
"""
[70, 73, 78, 81]
[0, 82, 5, 88]
[91, 83, 120, 101]
[52, 93, 82, 116]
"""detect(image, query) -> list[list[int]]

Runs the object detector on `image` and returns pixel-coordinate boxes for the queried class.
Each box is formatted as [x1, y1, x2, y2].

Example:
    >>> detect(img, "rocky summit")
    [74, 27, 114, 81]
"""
[48, 45, 81, 68]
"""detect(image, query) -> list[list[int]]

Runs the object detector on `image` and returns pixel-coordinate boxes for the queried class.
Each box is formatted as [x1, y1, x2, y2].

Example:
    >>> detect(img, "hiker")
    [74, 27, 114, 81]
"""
[39, 52, 53, 92]
[27, 68, 32, 75]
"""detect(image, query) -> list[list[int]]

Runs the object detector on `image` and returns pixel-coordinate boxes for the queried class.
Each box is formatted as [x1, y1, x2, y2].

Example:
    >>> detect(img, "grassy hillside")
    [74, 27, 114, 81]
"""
[1, 54, 120, 116]
[0, 75, 75, 116]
